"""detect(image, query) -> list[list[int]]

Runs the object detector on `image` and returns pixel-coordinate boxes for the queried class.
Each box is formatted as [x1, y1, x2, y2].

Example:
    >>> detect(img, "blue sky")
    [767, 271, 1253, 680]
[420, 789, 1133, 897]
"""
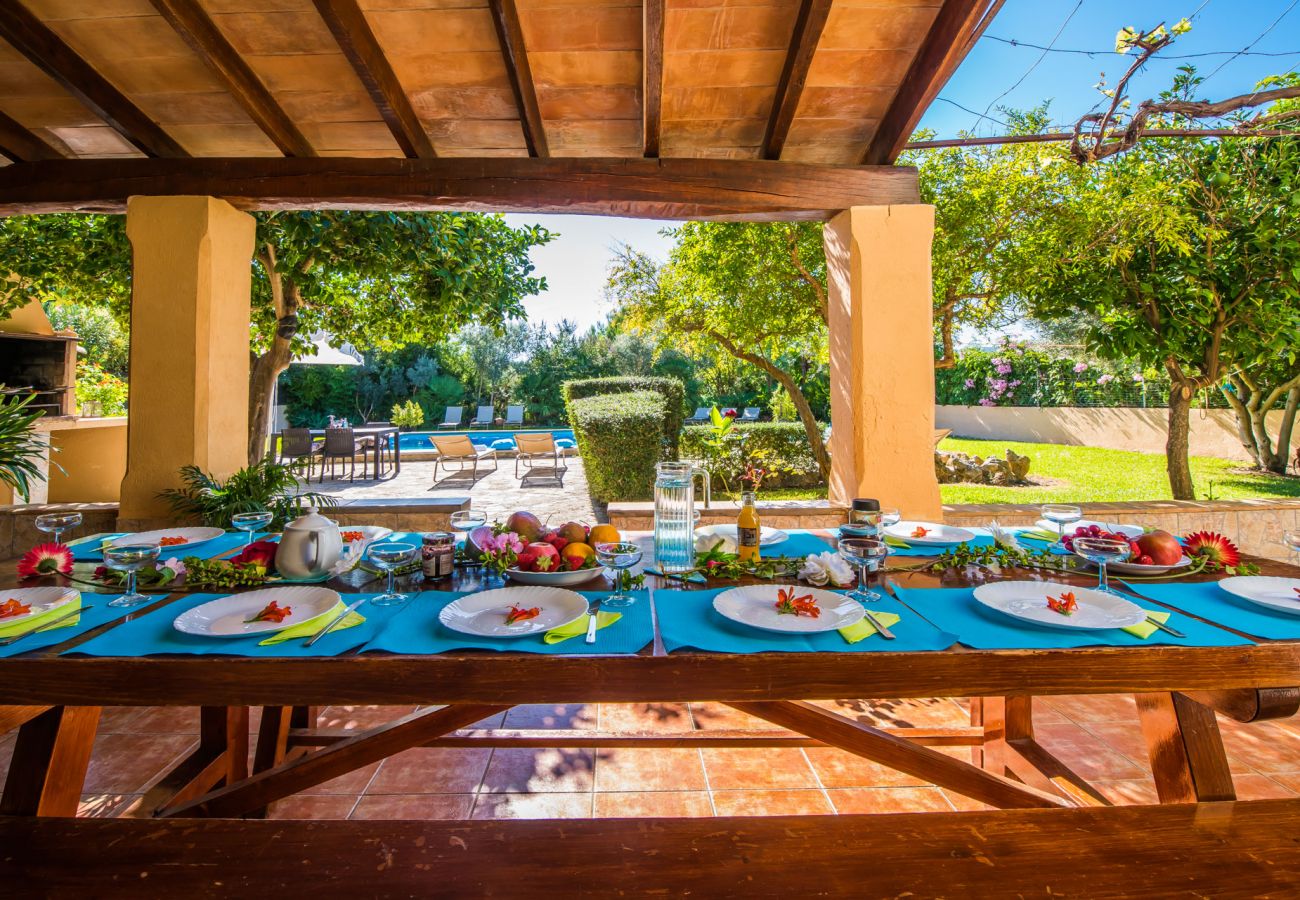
[510, 0, 1300, 330]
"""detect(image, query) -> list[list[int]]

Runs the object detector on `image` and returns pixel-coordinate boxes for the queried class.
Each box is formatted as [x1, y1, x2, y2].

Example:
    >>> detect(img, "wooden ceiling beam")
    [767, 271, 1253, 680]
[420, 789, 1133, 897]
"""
[0, 110, 66, 162]
[0, 157, 920, 221]
[149, 0, 315, 158]
[312, 0, 436, 159]
[861, 0, 1003, 165]
[0, 0, 189, 158]
[643, 0, 664, 158]
[487, 0, 548, 158]
[761, 0, 832, 161]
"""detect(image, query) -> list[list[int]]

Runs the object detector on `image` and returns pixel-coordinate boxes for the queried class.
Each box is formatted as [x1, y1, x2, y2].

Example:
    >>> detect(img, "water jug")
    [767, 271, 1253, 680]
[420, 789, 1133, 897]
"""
[653, 462, 709, 573]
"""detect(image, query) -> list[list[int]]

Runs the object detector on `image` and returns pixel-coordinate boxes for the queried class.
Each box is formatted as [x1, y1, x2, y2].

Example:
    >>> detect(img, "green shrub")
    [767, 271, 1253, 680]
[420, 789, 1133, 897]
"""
[391, 398, 425, 429]
[682, 422, 823, 488]
[75, 361, 128, 416]
[562, 376, 684, 458]
[569, 391, 666, 501]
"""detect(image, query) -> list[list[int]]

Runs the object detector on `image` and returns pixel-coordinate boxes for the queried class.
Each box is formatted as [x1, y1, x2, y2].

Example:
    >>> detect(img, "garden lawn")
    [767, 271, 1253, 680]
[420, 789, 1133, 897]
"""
[937, 438, 1300, 504]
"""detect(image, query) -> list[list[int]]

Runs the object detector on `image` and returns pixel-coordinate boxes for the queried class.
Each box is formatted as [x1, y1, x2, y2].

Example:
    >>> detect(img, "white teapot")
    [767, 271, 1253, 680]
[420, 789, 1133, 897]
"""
[275, 506, 342, 580]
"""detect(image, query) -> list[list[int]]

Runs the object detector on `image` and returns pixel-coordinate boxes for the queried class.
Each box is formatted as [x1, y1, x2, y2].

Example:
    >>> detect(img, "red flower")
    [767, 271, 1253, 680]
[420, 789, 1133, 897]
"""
[1183, 531, 1241, 569]
[722, 408, 738, 418]
[230, 539, 278, 573]
[17, 543, 73, 579]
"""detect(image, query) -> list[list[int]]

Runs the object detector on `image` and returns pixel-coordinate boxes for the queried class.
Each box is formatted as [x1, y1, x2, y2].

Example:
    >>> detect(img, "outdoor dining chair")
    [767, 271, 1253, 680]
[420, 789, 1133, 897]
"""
[437, 406, 463, 430]
[504, 405, 525, 428]
[470, 405, 495, 427]
[430, 434, 498, 482]
[318, 427, 369, 482]
[738, 407, 761, 423]
[514, 431, 567, 487]
[278, 428, 321, 478]
[685, 407, 710, 425]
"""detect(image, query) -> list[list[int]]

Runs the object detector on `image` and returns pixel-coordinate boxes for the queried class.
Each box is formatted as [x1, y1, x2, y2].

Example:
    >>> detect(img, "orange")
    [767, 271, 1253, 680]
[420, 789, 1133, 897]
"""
[562, 541, 594, 562]
[587, 524, 620, 546]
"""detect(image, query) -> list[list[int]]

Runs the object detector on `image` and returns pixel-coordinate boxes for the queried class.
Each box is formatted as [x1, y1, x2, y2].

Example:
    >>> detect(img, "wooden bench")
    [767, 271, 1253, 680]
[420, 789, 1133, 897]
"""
[5, 800, 1300, 897]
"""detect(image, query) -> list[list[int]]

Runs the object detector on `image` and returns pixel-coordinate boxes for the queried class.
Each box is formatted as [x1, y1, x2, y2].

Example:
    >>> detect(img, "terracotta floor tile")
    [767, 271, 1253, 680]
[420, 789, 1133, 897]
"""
[366, 748, 491, 794]
[1091, 778, 1161, 806]
[805, 747, 927, 788]
[594, 791, 713, 817]
[1263, 773, 1300, 794]
[1030, 701, 1071, 725]
[827, 787, 953, 814]
[1033, 723, 1147, 781]
[598, 703, 693, 733]
[1075, 721, 1153, 774]
[711, 790, 833, 816]
[812, 698, 969, 729]
[1219, 722, 1300, 774]
[83, 733, 198, 793]
[267, 794, 357, 820]
[938, 789, 992, 812]
[1042, 694, 1138, 724]
[316, 705, 419, 730]
[1231, 774, 1298, 800]
[701, 748, 818, 790]
[300, 761, 381, 795]
[502, 704, 598, 731]
[471, 792, 593, 819]
[126, 707, 200, 734]
[95, 707, 145, 733]
[481, 748, 595, 794]
[594, 749, 706, 792]
[689, 702, 782, 732]
[78, 793, 138, 818]
[351, 794, 475, 819]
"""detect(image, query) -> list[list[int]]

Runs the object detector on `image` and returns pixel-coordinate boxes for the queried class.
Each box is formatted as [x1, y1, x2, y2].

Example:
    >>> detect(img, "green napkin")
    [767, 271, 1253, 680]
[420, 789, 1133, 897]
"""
[1121, 608, 1168, 640]
[544, 610, 622, 644]
[258, 601, 365, 645]
[838, 611, 901, 644]
[1021, 529, 1063, 542]
[0, 593, 82, 638]
[883, 536, 911, 549]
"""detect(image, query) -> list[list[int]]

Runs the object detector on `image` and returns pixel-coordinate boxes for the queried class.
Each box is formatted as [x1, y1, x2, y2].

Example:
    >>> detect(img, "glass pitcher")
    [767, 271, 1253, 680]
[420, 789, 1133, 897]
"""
[653, 462, 709, 573]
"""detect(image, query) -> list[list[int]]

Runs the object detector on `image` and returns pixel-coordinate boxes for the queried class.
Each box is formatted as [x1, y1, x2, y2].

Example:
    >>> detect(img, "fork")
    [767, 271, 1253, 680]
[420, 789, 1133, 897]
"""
[0, 605, 93, 646]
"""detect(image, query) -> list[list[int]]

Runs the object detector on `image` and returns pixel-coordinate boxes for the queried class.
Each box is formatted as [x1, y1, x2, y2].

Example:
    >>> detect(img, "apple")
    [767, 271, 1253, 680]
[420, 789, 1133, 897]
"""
[1136, 530, 1182, 566]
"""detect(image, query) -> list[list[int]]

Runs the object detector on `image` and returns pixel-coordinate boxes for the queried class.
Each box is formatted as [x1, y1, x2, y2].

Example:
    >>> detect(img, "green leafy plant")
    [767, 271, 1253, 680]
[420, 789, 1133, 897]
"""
[562, 376, 685, 458]
[390, 398, 425, 430]
[74, 361, 128, 416]
[0, 391, 49, 502]
[682, 422, 822, 490]
[158, 459, 335, 530]
[568, 390, 666, 501]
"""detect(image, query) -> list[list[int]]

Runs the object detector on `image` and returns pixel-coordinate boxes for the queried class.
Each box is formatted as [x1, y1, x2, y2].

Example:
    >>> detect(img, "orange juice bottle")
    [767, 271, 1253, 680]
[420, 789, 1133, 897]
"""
[737, 479, 761, 564]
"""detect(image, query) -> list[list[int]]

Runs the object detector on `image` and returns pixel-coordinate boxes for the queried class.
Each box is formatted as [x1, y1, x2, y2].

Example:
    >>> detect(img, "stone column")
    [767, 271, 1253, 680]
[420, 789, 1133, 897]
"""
[118, 196, 256, 526]
[824, 205, 941, 519]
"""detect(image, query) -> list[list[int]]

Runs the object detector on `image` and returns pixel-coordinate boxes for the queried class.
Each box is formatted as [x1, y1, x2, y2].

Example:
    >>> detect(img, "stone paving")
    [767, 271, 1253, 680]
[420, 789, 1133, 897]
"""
[310, 455, 597, 527]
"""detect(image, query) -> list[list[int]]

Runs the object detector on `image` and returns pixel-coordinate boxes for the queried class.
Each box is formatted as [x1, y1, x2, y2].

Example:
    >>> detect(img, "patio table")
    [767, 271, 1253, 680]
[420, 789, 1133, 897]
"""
[1, 532, 1297, 819]
[308, 425, 401, 479]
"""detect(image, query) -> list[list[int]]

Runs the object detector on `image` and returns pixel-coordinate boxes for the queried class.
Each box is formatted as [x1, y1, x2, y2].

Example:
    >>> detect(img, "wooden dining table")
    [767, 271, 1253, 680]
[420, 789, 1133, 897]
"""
[1, 533, 1298, 822]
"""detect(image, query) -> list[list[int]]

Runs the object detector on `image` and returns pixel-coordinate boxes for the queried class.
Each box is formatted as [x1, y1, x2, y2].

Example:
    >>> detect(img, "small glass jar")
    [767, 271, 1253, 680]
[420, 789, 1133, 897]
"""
[842, 498, 882, 538]
[421, 532, 456, 580]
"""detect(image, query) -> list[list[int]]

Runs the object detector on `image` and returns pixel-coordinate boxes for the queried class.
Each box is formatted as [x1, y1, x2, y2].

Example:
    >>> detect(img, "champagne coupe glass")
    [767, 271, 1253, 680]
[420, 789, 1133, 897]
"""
[596, 541, 643, 609]
[1074, 537, 1131, 594]
[35, 511, 83, 546]
[1284, 529, 1300, 567]
[450, 510, 488, 565]
[839, 537, 889, 603]
[367, 542, 417, 606]
[104, 543, 162, 608]
[232, 510, 275, 547]
[1042, 504, 1083, 547]
[880, 507, 901, 530]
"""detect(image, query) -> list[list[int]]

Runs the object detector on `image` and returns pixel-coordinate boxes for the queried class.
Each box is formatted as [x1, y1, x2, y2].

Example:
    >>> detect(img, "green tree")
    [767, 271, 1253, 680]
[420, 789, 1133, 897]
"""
[44, 301, 130, 377]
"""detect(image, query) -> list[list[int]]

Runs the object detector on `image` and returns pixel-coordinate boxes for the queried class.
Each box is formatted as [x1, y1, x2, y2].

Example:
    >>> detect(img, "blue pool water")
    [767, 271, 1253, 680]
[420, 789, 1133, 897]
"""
[394, 429, 575, 452]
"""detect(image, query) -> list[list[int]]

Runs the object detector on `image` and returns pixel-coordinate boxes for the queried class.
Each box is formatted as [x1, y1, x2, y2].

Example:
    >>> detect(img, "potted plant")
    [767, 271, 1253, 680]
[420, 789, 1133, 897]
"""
[0, 391, 49, 502]
[159, 459, 335, 530]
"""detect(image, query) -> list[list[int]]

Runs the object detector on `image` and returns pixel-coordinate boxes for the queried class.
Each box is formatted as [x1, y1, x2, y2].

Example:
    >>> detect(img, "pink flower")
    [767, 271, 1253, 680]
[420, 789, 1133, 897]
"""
[1097, 374, 1114, 386]
[1132, 373, 1144, 382]
[963, 379, 975, 389]
[995, 362, 1013, 375]
[978, 398, 995, 407]
[1073, 362, 1088, 373]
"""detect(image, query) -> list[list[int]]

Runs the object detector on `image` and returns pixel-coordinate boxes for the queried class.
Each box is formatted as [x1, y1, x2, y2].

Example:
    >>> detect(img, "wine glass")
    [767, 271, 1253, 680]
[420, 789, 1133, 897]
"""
[1284, 529, 1300, 567]
[35, 511, 82, 546]
[367, 542, 417, 606]
[1074, 537, 1131, 594]
[596, 541, 643, 609]
[839, 537, 889, 603]
[104, 543, 161, 608]
[232, 510, 275, 546]
[1042, 504, 1083, 547]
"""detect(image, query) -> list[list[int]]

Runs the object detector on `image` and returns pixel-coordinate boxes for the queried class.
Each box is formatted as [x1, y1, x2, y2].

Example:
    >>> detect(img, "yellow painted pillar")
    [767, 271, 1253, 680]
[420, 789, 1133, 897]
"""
[118, 196, 255, 526]
[824, 205, 941, 519]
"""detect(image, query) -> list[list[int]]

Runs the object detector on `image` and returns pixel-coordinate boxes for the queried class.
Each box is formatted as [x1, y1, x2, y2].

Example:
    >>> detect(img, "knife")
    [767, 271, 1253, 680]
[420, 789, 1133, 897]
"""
[1103, 583, 1187, 639]
[585, 598, 602, 644]
[305, 598, 366, 647]
[859, 607, 895, 640]
[0, 604, 93, 646]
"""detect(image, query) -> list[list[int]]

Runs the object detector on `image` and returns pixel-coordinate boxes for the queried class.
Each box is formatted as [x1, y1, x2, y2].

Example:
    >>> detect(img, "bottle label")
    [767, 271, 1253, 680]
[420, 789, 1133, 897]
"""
[738, 527, 760, 547]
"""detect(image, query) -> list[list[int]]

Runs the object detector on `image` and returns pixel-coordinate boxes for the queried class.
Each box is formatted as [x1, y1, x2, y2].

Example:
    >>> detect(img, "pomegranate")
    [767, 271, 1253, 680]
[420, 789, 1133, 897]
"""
[1135, 530, 1182, 567]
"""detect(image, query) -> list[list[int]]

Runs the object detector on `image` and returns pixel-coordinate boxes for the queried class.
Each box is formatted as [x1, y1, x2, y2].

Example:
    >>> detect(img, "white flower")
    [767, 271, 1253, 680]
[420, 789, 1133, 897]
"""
[988, 521, 1022, 551]
[695, 532, 736, 554]
[799, 551, 855, 587]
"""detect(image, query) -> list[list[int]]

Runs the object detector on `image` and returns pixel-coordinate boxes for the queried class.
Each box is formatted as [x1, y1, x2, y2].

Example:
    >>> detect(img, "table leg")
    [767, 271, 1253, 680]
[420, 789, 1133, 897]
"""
[145, 706, 250, 817]
[973, 697, 1108, 806]
[1137, 691, 1235, 803]
[0, 705, 101, 816]
[393, 429, 401, 475]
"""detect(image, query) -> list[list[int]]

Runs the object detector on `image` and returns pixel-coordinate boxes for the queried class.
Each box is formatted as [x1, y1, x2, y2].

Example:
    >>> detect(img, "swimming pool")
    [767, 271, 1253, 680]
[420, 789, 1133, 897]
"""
[394, 429, 576, 452]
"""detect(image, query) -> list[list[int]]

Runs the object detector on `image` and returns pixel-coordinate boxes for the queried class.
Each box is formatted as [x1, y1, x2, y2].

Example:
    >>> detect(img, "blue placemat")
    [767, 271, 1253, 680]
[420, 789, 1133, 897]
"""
[893, 586, 1252, 649]
[1122, 580, 1300, 641]
[762, 530, 836, 558]
[67, 531, 260, 563]
[656, 587, 958, 654]
[361, 590, 653, 655]
[0, 596, 136, 657]
[65, 592, 403, 657]
[1012, 529, 1075, 557]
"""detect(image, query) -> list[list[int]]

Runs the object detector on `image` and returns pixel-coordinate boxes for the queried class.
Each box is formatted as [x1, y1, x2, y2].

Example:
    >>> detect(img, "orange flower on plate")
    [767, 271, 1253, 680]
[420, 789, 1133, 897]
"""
[1046, 591, 1078, 616]
[505, 604, 541, 625]
[774, 586, 820, 618]
[911, 526, 930, 538]
[0, 598, 32, 618]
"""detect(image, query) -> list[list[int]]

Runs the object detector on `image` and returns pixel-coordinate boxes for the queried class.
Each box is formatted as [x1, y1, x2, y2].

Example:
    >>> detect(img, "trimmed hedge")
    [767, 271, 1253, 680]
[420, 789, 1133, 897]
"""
[562, 376, 684, 458]
[682, 421, 824, 488]
[569, 391, 667, 501]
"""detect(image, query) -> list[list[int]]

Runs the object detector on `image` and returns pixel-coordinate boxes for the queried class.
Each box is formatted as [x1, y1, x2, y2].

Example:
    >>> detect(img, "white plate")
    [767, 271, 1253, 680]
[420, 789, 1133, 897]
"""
[972, 580, 1145, 631]
[506, 566, 601, 587]
[1218, 576, 1300, 617]
[438, 586, 589, 638]
[1073, 552, 1193, 576]
[111, 526, 225, 551]
[173, 586, 342, 638]
[695, 523, 789, 547]
[1036, 519, 1144, 539]
[712, 584, 864, 634]
[0, 587, 78, 627]
[339, 525, 392, 544]
[884, 521, 976, 546]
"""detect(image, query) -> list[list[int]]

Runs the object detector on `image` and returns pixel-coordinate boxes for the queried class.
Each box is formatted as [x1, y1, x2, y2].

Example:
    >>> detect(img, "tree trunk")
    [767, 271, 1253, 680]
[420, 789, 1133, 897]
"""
[1221, 376, 1261, 466]
[247, 245, 300, 466]
[1166, 383, 1195, 500]
[1277, 386, 1300, 474]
